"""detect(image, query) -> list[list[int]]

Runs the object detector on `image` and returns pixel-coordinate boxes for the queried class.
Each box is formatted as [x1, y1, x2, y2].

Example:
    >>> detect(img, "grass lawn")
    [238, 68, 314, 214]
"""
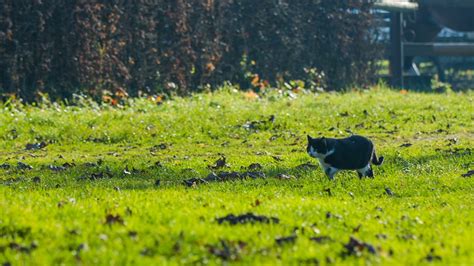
[1, 86, 473, 265]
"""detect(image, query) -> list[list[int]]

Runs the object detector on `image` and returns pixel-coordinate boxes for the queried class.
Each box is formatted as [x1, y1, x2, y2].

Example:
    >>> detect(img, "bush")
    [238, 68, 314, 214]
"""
[0, 0, 379, 101]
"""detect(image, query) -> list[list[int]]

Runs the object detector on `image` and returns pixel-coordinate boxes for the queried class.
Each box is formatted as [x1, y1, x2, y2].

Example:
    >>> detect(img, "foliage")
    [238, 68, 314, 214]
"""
[0, 1, 379, 101]
[0, 87, 473, 264]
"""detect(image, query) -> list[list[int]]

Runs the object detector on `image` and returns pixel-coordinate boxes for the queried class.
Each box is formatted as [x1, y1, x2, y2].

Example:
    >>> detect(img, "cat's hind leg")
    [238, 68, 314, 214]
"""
[357, 164, 372, 178]
[367, 167, 374, 178]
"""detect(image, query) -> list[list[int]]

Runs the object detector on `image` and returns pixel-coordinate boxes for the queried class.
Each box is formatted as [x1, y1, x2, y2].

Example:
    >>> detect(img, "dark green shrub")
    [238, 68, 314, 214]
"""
[0, 0, 379, 101]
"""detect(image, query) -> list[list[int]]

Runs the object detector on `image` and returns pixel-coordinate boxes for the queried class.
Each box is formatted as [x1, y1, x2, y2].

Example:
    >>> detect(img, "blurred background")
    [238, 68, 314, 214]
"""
[0, 0, 473, 102]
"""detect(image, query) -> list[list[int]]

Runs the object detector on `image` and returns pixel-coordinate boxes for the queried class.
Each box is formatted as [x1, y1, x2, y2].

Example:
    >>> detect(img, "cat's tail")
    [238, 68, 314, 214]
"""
[372, 150, 384, 166]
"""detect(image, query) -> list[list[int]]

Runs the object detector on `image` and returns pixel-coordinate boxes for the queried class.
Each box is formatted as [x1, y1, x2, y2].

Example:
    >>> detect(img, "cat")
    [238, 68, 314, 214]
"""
[306, 135, 384, 180]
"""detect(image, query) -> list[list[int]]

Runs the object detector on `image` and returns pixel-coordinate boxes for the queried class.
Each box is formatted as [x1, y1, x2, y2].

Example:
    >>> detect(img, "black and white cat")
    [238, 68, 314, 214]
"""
[306, 135, 384, 180]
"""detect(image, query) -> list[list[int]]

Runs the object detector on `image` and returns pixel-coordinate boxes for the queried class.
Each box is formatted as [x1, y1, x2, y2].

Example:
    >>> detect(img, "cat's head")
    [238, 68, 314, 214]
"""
[307, 135, 328, 158]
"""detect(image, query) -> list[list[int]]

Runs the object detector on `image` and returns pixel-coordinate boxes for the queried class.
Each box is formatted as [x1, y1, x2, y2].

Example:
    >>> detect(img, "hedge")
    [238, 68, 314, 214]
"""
[0, 0, 379, 101]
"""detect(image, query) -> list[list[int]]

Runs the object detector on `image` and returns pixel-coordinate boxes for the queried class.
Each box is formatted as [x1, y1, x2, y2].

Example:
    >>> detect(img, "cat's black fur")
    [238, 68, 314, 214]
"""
[306, 135, 384, 179]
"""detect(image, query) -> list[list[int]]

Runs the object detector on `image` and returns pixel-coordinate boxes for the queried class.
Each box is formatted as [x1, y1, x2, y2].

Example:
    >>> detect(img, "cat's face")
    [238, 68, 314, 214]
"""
[307, 135, 328, 158]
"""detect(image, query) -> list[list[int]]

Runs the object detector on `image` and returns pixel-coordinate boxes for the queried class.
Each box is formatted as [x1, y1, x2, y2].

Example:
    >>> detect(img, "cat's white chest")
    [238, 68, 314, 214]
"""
[310, 147, 336, 171]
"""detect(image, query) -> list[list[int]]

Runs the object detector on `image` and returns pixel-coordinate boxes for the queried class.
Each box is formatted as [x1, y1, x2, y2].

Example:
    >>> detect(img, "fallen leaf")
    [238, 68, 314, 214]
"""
[343, 236, 377, 256]
[105, 214, 124, 225]
[150, 143, 167, 152]
[216, 213, 279, 225]
[248, 163, 262, 170]
[7, 242, 37, 254]
[221, 141, 230, 147]
[251, 199, 261, 207]
[275, 235, 297, 246]
[309, 236, 333, 244]
[128, 231, 138, 239]
[242, 115, 275, 131]
[154, 95, 164, 105]
[215, 171, 241, 180]
[326, 212, 342, 220]
[183, 178, 208, 187]
[276, 173, 294, 180]
[385, 188, 394, 196]
[62, 162, 75, 168]
[447, 138, 458, 145]
[17, 162, 33, 170]
[461, 170, 474, 178]
[244, 90, 259, 100]
[298, 258, 320, 264]
[398, 234, 417, 241]
[89, 172, 107, 180]
[251, 75, 260, 87]
[57, 201, 66, 208]
[140, 247, 157, 257]
[355, 123, 365, 129]
[295, 162, 318, 171]
[272, 155, 283, 162]
[25, 142, 47, 150]
[208, 157, 229, 169]
[48, 165, 67, 171]
[207, 240, 247, 261]
[353, 224, 362, 233]
[268, 115, 276, 123]
[423, 248, 442, 262]
[84, 162, 98, 167]
[0, 163, 11, 169]
[323, 188, 332, 196]
[339, 111, 350, 117]
[245, 171, 266, 179]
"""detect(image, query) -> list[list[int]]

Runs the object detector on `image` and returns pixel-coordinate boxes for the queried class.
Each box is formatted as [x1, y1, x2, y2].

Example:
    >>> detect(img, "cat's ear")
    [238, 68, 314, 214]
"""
[307, 135, 312, 142]
[321, 137, 327, 149]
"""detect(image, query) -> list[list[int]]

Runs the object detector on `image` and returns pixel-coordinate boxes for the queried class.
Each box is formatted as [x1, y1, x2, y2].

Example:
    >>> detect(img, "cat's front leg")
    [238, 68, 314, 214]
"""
[324, 167, 338, 180]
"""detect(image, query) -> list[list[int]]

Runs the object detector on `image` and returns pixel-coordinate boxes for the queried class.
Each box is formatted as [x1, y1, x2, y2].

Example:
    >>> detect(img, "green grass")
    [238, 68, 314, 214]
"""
[1, 86, 473, 265]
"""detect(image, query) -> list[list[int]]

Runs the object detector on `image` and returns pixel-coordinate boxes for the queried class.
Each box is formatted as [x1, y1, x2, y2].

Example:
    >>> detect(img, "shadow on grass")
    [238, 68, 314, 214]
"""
[3, 148, 469, 191]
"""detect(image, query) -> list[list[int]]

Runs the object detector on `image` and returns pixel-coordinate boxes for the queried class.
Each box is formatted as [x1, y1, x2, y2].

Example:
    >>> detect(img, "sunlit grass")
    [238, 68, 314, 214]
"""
[1, 86, 473, 265]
